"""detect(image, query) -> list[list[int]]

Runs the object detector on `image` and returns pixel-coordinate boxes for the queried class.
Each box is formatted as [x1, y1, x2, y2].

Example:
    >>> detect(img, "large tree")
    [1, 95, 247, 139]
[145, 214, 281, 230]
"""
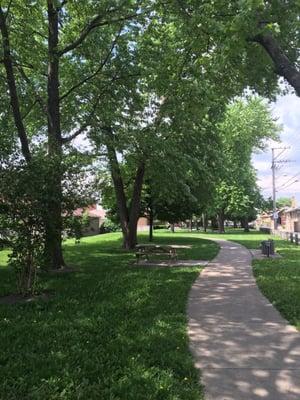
[211, 97, 281, 232]
[0, 1, 144, 267]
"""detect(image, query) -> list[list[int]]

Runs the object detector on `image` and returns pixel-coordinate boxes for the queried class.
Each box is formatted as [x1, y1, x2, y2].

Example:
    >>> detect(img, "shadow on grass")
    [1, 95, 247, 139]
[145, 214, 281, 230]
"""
[0, 232, 210, 399]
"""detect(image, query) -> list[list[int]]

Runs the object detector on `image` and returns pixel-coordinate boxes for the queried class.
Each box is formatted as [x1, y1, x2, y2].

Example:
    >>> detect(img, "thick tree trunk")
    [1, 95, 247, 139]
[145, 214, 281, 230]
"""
[170, 223, 175, 233]
[233, 220, 238, 229]
[217, 211, 225, 233]
[254, 33, 300, 97]
[243, 217, 250, 233]
[126, 162, 145, 249]
[211, 216, 218, 230]
[44, 1, 65, 269]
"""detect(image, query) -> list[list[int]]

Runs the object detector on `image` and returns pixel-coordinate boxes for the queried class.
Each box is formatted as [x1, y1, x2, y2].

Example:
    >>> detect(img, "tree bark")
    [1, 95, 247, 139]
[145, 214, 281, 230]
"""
[127, 162, 145, 248]
[217, 211, 225, 233]
[243, 217, 250, 233]
[0, 7, 31, 162]
[254, 32, 300, 97]
[202, 213, 207, 232]
[43, 1, 65, 269]
[170, 223, 175, 233]
[149, 201, 154, 242]
[104, 127, 145, 250]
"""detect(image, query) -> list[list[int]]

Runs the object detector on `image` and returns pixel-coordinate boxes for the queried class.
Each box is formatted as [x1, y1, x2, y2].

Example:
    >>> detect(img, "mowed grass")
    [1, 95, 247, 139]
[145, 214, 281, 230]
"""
[0, 231, 218, 400]
[197, 229, 300, 330]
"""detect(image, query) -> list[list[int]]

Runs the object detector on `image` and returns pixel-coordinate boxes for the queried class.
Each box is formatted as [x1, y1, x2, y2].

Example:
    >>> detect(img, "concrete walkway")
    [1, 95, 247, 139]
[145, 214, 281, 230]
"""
[188, 239, 300, 400]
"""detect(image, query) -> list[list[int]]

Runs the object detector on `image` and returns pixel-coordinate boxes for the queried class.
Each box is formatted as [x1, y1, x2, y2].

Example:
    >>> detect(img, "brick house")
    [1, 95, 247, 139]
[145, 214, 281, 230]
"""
[284, 207, 300, 233]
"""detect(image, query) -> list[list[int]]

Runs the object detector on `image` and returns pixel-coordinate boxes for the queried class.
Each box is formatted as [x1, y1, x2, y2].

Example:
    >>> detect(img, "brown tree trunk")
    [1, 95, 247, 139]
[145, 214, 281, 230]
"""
[149, 202, 154, 242]
[104, 127, 145, 250]
[44, 1, 65, 269]
[254, 33, 300, 97]
[170, 223, 175, 233]
[0, 7, 31, 161]
[243, 217, 250, 233]
[203, 213, 208, 232]
[217, 211, 225, 234]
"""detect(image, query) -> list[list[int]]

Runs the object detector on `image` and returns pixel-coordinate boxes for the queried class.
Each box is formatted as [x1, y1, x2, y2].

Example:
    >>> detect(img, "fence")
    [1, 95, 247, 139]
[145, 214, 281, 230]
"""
[273, 230, 299, 246]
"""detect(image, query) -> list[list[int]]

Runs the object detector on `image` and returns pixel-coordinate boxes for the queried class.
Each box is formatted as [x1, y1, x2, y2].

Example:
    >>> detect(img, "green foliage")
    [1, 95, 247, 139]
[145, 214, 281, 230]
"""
[0, 231, 218, 399]
[0, 158, 47, 295]
[262, 196, 292, 211]
[211, 97, 280, 223]
[99, 219, 121, 234]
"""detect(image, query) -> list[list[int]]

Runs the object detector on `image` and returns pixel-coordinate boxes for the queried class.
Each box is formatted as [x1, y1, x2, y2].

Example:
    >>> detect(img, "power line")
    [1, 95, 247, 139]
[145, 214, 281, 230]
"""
[278, 179, 299, 191]
[277, 171, 300, 190]
[271, 147, 293, 229]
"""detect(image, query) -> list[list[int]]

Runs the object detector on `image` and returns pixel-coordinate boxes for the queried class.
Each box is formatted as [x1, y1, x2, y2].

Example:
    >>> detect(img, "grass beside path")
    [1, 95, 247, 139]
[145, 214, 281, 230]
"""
[0, 231, 217, 400]
[197, 229, 300, 331]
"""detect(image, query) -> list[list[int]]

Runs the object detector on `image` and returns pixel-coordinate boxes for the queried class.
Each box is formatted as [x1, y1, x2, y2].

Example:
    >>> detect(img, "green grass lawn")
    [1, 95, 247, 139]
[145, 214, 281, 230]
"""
[0, 231, 218, 400]
[197, 229, 300, 330]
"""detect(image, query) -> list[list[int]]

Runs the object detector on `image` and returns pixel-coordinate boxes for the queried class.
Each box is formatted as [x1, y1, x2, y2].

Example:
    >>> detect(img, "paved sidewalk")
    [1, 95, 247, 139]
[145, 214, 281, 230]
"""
[188, 239, 300, 400]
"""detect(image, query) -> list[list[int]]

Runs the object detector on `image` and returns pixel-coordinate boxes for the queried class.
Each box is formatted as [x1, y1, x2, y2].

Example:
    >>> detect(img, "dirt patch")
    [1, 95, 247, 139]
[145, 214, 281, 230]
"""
[42, 266, 77, 275]
[0, 291, 53, 305]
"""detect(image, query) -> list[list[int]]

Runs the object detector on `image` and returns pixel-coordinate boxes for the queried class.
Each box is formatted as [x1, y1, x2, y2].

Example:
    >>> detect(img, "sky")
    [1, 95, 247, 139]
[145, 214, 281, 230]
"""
[252, 93, 300, 206]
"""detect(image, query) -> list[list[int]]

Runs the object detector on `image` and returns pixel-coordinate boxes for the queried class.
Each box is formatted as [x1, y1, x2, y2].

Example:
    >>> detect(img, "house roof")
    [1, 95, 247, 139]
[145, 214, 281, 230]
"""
[284, 207, 300, 213]
[73, 205, 106, 219]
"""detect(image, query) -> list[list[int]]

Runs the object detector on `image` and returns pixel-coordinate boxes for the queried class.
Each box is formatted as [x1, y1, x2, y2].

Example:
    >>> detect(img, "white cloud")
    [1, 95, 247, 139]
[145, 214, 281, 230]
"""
[253, 93, 300, 204]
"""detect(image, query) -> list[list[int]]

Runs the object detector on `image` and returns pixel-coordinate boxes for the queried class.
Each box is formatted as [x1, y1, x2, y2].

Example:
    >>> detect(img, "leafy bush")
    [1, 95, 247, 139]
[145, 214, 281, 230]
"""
[99, 219, 121, 234]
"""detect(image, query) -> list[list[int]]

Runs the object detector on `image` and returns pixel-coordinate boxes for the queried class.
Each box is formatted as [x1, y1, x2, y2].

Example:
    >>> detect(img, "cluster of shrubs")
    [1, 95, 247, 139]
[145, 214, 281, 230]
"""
[99, 220, 121, 234]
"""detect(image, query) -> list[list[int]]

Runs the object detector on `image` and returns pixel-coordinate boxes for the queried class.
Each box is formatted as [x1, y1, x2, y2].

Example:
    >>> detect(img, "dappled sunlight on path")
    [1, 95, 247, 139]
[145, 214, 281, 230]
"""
[188, 239, 300, 400]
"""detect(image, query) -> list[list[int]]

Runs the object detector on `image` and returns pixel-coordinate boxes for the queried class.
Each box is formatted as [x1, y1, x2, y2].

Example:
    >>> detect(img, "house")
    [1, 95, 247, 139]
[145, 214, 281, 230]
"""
[255, 212, 273, 231]
[73, 205, 106, 236]
[137, 217, 150, 231]
[73, 205, 151, 236]
[284, 207, 300, 233]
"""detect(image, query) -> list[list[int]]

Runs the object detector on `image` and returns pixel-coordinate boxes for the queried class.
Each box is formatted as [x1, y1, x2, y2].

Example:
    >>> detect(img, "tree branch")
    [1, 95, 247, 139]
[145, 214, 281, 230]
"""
[0, 6, 31, 162]
[253, 32, 300, 97]
[58, 12, 139, 56]
[61, 94, 102, 143]
[21, 99, 38, 121]
[59, 28, 122, 102]
[17, 65, 48, 115]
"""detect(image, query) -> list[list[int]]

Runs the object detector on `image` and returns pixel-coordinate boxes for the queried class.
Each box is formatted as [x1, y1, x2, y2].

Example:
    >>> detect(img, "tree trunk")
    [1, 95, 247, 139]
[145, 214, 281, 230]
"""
[203, 213, 207, 232]
[254, 33, 300, 97]
[211, 216, 218, 230]
[149, 202, 154, 242]
[104, 127, 145, 250]
[217, 211, 225, 233]
[170, 223, 175, 233]
[243, 217, 250, 233]
[126, 162, 145, 249]
[233, 220, 238, 228]
[0, 7, 31, 162]
[44, 1, 65, 269]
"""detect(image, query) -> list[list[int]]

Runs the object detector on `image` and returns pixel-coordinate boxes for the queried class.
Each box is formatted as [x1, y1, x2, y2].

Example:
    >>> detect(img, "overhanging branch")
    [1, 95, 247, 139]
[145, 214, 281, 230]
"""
[58, 12, 139, 56]
[59, 28, 122, 102]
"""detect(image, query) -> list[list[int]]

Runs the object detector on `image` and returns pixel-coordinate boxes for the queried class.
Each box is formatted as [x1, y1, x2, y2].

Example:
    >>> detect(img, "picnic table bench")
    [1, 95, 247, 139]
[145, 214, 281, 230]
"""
[135, 244, 177, 264]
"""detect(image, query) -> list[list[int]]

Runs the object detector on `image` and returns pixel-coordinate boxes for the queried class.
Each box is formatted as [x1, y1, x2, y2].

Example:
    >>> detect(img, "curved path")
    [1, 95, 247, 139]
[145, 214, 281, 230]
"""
[188, 239, 300, 400]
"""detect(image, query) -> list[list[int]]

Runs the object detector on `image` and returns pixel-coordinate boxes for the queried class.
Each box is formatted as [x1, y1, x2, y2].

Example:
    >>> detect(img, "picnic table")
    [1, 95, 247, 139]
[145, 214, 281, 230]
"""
[135, 244, 177, 264]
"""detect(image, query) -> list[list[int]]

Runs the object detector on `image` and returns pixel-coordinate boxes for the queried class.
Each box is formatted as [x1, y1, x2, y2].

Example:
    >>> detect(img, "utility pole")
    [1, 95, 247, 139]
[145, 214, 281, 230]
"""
[271, 148, 277, 229]
[271, 146, 292, 231]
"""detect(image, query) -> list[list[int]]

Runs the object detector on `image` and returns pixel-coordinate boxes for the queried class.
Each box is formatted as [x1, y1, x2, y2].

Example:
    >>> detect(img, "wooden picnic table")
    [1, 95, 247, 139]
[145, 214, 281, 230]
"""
[135, 244, 178, 264]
